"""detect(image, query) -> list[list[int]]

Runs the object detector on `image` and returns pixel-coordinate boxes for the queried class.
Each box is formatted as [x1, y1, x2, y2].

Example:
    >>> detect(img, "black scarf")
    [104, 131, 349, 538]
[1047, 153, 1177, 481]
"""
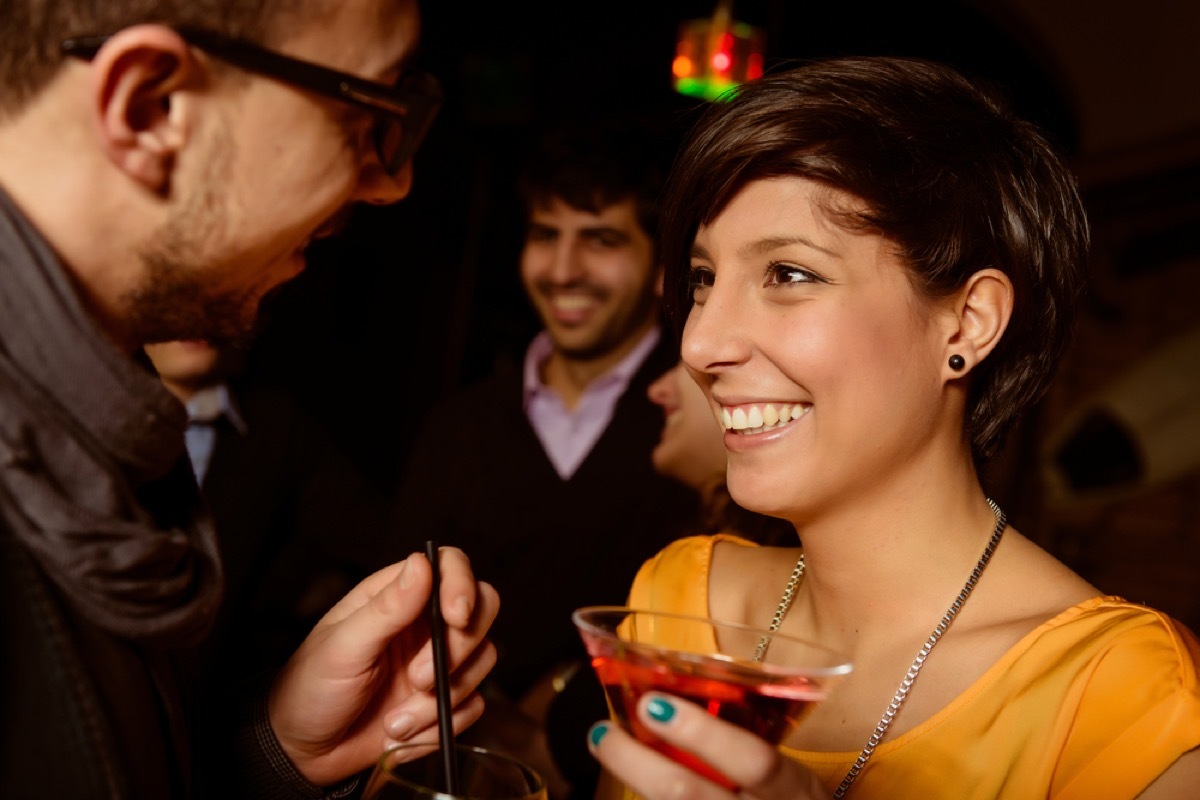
[0, 186, 222, 646]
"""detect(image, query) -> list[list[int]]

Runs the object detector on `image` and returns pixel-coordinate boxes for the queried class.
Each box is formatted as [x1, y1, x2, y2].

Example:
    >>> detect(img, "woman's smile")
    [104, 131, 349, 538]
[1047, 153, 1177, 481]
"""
[716, 401, 812, 434]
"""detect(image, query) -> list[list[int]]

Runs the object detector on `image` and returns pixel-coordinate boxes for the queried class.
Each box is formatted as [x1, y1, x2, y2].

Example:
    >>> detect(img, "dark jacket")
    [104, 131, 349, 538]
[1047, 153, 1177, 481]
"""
[0, 185, 332, 799]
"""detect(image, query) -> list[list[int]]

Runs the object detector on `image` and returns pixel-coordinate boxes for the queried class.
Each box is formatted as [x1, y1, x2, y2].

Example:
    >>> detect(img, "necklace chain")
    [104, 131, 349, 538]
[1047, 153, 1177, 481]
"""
[753, 553, 805, 662]
[753, 499, 1007, 798]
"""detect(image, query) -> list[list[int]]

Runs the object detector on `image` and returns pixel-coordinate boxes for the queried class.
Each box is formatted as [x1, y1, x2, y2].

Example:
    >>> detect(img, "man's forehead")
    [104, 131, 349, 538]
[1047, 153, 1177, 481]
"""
[276, 0, 420, 81]
[530, 195, 641, 230]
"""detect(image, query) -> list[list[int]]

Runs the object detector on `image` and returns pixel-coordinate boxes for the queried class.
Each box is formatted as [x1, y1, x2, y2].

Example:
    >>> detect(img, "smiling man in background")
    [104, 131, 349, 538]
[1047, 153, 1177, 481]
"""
[0, 1, 498, 797]
[392, 119, 698, 798]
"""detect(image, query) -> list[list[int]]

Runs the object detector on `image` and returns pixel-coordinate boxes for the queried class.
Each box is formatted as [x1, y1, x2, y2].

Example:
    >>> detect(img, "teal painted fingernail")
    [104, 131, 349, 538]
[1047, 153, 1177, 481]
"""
[589, 722, 610, 748]
[646, 697, 676, 723]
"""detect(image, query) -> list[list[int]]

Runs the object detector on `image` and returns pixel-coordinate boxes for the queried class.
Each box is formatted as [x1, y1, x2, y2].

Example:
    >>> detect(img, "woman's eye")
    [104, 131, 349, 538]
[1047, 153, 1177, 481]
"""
[687, 266, 715, 303]
[766, 263, 822, 286]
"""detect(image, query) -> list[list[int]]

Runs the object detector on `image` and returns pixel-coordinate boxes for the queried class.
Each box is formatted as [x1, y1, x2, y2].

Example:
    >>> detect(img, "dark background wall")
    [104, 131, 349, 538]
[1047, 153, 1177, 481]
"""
[246, 0, 1200, 629]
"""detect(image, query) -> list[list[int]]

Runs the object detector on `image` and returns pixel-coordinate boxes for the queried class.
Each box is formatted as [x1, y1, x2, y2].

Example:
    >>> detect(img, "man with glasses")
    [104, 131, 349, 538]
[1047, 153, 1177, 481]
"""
[0, 1, 498, 798]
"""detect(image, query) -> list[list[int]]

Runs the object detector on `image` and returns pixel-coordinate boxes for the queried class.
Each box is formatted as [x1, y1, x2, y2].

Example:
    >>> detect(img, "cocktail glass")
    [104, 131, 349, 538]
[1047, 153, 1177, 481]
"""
[362, 742, 547, 800]
[572, 606, 851, 788]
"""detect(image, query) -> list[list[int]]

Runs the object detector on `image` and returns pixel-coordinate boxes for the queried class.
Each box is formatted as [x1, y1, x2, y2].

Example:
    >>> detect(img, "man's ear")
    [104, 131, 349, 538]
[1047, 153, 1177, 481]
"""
[941, 268, 1014, 379]
[88, 25, 198, 194]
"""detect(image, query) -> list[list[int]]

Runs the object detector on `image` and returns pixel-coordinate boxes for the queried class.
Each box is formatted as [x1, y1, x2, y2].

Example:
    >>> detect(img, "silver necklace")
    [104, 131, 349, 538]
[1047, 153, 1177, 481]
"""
[753, 553, 806, 662]
[754, 500, 1007, 798]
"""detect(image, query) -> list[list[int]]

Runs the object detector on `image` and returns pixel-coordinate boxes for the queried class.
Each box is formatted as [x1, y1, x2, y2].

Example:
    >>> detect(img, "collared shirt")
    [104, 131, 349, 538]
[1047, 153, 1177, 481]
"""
[184, 383, 248, 485]
[523, 325, 661, 480]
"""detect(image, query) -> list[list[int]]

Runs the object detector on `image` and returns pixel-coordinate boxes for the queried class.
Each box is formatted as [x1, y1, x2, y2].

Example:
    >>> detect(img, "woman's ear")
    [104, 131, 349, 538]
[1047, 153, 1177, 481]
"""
[942, 268, 1014, 378]
[87, 25, 198, 194]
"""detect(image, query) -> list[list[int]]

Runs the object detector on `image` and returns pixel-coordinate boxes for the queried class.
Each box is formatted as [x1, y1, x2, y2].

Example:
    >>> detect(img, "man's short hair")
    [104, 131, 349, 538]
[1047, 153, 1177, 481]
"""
[0, 0, 332, 117]
[516, 119, 672, 246]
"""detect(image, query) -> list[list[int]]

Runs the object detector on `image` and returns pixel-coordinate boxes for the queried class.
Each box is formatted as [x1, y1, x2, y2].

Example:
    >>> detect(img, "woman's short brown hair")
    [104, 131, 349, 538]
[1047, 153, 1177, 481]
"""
[661, 56, 1089, 461]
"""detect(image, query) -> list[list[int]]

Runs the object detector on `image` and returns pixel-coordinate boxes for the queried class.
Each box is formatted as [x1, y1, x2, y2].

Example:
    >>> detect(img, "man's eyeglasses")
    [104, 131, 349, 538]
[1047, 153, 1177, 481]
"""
[61, 26, 442, 176]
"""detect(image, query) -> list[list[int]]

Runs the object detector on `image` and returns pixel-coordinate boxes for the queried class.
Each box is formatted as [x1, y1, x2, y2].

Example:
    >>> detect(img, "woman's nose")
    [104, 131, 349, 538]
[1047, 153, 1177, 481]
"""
[681, 284, 749, 374]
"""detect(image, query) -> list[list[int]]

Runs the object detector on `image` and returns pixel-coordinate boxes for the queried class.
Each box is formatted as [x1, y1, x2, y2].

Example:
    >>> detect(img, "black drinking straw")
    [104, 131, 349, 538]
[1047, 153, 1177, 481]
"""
[425, 540, 460, 795]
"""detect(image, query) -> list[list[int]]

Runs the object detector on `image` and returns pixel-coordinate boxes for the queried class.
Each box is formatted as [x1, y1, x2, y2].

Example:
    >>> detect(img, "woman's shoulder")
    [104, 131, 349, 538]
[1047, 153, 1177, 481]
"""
[626, 534, 762, 615]
[1007, 532, 1199, 669]
[999, 598, 1200, 797]
[979, 596, 1200, 736]
[1032, 596, 1200, 672]
[640, 533, 760, 574]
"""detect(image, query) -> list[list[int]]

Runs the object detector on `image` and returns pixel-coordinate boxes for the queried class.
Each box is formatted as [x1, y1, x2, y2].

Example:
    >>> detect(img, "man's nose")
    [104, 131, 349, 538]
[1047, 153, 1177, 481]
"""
[352, 158, 414, 206]
[546, 239, 586, 284]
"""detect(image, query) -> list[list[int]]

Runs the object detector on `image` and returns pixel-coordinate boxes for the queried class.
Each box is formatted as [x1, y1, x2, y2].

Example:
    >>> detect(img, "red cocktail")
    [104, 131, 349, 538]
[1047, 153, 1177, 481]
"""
[573, 607, 851, 788]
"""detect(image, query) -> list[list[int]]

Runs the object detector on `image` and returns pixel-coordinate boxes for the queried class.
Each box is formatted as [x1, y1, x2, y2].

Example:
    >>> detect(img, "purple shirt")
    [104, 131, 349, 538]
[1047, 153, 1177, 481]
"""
[523, 326, 662, 479]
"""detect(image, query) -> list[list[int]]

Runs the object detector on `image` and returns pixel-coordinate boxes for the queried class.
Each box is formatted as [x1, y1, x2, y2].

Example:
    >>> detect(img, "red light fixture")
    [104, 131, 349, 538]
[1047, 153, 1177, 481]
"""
[673, 0, 765, 101]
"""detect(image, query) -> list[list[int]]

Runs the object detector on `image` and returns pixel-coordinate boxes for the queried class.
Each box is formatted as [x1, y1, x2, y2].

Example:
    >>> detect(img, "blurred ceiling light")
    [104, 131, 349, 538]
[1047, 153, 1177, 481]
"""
[673, 0, 765, 102]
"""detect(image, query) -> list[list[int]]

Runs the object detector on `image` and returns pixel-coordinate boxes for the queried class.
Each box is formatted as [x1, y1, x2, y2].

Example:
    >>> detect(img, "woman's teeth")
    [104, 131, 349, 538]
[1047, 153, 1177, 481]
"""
[719, 403, 811, 434]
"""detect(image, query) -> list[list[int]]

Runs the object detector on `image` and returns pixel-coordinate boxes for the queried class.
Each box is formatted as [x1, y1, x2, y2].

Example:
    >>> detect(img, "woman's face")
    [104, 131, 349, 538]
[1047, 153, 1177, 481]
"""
[647, 362, 728, 491]
[681, 177, 953, 521]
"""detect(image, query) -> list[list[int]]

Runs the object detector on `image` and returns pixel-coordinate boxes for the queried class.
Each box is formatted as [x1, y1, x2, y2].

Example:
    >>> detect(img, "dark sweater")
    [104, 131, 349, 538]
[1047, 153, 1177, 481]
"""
[392, 332, 699, 699]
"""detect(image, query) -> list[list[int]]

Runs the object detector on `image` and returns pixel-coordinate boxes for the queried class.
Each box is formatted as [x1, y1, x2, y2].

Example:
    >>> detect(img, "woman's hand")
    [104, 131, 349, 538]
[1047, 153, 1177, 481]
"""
[267, 546, 500, 786]
[588, 693, 827, 800]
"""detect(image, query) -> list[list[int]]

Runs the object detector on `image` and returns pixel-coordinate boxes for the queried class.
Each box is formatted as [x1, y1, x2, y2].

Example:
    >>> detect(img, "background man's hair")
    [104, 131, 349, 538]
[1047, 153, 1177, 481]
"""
[516, 118, 672, 244]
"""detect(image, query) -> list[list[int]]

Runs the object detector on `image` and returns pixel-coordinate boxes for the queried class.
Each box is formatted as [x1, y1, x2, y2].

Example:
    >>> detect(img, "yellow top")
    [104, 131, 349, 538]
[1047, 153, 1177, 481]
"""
[624, 534, 1200, 799]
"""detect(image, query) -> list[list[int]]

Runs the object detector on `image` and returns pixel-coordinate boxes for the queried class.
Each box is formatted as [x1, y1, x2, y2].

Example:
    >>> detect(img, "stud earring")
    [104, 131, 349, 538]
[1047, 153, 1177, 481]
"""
[948, 354, 966, 371]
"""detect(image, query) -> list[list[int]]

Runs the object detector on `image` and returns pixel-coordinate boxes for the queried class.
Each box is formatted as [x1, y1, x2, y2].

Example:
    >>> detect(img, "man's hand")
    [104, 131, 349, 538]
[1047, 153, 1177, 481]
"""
[267, 546, 500, 786]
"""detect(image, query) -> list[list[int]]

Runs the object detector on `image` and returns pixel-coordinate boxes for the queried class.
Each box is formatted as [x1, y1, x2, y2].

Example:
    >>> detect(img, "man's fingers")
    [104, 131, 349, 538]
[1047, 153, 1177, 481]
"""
[408, 578, 499, 691]
[323, 549, 491, 660]
[318, 554, 430, 630]
[449, 633, 498, 697]
[390, 634, 498, 737]
[372, 693, 488, 774]
[385, 689, 488, 746]
[433, 546, 481, 627]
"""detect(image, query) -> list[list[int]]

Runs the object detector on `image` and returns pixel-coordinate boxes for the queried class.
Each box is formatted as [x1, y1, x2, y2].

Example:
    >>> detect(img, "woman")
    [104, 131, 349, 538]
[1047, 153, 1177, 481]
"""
[585, 56, 1200, 798]
[648, 361, 794, 546]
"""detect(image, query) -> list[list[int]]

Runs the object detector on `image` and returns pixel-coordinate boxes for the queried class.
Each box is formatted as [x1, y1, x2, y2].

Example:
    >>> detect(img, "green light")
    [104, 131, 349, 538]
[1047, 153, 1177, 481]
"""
[674, 76, 740, 102]
[672, 16, 765, 103]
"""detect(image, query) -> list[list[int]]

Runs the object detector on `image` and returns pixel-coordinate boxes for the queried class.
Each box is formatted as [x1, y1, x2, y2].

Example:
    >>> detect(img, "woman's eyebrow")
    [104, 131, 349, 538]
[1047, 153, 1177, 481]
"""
[740, 234, 840, 259]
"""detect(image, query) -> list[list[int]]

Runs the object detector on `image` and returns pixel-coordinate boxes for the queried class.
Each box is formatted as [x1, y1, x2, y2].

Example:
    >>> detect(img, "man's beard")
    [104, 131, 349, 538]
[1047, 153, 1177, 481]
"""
[125, 127, 263, 349]
[125, 262, 263, 350]
[543, 282, 659, 363]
